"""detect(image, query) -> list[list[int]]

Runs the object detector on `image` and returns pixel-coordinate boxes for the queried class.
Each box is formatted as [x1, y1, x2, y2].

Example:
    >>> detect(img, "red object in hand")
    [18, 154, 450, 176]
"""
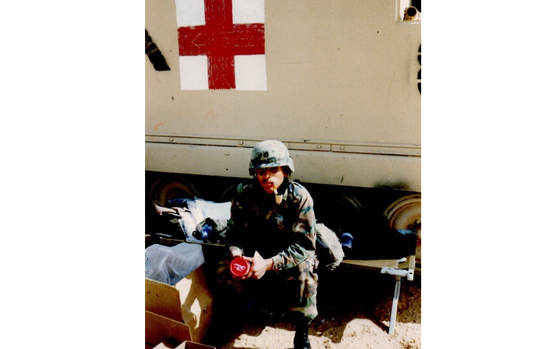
[230, 256, 252, 278]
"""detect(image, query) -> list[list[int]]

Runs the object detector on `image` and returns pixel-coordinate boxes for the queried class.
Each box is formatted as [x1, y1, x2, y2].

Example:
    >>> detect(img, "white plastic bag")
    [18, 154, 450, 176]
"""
[145, 243, 205, 286]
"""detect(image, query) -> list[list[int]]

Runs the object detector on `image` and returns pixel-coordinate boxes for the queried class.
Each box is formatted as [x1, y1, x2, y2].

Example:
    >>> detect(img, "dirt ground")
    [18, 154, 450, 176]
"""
[211, 266, 421, 349]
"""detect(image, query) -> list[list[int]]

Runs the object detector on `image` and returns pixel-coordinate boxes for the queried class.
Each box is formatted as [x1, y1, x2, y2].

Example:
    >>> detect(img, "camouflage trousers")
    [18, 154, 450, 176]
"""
[213, 256, 319, 323]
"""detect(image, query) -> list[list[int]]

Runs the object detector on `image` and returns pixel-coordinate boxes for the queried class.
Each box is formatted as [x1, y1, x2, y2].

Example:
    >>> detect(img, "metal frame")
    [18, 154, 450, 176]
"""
[340, 255, 416, 335]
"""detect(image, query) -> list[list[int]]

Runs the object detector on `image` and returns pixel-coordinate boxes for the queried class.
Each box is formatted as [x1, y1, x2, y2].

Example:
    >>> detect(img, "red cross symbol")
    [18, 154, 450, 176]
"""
[177, 0, 265, 89]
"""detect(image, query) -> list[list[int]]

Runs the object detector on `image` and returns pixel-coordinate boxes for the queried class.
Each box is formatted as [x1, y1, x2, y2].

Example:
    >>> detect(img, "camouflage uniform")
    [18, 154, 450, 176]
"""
[220, 177, 319, 323]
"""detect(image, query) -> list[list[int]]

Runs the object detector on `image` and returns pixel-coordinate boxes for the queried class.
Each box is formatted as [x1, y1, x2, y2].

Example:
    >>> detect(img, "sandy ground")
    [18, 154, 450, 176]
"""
[212, 266, 421, 349]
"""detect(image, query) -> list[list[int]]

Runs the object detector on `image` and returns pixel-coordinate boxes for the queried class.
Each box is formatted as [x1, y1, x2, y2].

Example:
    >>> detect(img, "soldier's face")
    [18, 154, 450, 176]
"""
[256, 166, 285, 194]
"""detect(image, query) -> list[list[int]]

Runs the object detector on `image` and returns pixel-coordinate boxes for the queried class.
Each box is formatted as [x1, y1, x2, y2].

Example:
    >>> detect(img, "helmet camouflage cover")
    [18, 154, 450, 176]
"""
[249, 140, 295, 175]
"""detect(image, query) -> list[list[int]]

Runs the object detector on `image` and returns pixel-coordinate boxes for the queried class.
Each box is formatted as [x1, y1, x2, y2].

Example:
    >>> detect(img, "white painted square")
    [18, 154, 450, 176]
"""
[179, 55, 209, 90]
[232, 0, 265, 24]
[175, 0, 206, 27]
[234, 55, 267, 91]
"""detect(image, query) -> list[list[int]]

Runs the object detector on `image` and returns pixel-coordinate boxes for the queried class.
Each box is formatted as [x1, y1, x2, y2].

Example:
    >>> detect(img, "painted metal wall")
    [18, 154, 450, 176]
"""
[145, 0, 421, 191]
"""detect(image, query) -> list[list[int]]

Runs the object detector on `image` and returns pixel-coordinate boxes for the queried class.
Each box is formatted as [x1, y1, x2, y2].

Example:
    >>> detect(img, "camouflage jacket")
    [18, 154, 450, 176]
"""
[227, 178, 317, 272]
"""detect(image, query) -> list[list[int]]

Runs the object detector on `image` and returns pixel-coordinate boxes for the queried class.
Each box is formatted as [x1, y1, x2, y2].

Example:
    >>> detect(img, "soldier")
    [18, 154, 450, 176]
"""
[219, 140, 318, 349]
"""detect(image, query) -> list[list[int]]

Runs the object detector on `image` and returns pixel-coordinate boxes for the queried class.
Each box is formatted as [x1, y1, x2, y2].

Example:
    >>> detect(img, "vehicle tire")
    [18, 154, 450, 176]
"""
[147, 175, 199, 214]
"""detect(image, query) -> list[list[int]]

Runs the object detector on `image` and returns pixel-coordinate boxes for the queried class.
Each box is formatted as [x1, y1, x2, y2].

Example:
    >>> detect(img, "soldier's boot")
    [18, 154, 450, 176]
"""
[293, 323, 311, 349]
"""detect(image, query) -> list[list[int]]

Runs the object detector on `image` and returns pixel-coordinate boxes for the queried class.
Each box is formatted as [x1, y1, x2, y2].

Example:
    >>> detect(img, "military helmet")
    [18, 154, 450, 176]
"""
[249, 140, 294, 175]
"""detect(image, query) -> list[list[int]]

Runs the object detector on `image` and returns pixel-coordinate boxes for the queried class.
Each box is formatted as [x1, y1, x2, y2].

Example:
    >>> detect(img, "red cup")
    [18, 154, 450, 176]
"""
[230, 256, 252, 278]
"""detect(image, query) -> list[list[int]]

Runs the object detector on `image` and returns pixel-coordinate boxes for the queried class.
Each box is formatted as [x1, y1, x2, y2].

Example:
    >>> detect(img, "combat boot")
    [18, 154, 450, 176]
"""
[293, 323, 311, 349]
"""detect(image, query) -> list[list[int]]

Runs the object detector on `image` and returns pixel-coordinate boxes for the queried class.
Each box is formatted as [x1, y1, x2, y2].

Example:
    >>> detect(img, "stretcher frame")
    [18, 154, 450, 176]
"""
[150, 236, 416, 336]
[340, 255, 416, 335]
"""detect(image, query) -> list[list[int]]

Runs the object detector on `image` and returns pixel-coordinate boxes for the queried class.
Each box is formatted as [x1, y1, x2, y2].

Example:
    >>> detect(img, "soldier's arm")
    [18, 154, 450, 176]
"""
[270, 189, 316, 271]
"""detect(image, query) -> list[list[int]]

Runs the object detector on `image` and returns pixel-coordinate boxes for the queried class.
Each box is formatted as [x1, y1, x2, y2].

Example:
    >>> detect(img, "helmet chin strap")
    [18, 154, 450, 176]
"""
[274, 177, 290, 204]
[273, 188, 282, 204]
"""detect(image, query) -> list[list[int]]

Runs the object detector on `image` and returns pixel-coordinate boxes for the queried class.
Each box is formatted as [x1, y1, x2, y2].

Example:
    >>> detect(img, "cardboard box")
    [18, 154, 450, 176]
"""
[146, 267, 213, 344]
[145, 310, 215, 349]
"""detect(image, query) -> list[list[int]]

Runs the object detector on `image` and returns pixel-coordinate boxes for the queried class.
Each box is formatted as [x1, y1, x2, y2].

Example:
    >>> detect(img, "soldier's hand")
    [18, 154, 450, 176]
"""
[229, 246, 243, 260]
[245, 252, 273, 280]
